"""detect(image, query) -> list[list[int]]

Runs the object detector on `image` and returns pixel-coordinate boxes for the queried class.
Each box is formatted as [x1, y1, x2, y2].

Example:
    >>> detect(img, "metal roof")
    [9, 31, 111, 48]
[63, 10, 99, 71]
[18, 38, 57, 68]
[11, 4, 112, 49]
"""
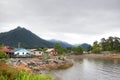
[10, 48, 30, 53]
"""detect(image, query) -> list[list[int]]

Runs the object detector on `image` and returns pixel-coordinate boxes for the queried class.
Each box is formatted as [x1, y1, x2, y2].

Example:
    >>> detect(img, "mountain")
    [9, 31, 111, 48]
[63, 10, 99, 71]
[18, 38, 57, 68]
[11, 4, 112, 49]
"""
[81, 43, 89, 50]
[0, 26, 53, 48]
[74, 43, 89, 50]
[49, 39, 73, 48]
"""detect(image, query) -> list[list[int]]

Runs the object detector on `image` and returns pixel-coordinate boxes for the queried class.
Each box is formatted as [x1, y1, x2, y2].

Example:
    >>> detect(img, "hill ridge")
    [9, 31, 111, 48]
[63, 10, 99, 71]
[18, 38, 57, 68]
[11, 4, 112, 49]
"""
[0, 26, 53, 48]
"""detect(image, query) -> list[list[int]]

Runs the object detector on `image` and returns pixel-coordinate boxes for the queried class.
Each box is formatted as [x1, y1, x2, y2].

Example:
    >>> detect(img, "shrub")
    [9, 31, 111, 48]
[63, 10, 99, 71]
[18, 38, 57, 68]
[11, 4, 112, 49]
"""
[16, 71, 52, 80]
[0, 61, 53, 80]
[92, 47, 101, 53]
[0, 50, 7, 59]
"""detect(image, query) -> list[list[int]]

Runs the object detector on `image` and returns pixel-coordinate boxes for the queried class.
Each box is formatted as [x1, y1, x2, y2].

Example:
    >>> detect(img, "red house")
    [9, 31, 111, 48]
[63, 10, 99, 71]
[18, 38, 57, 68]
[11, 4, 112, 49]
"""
[1, 46, 10, 53]
[0, 46, 14, 58]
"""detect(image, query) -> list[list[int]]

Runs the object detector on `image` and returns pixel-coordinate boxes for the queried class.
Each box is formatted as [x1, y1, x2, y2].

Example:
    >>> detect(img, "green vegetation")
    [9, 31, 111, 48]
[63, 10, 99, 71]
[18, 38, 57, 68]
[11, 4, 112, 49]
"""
[0, 51, 7, 59]
[0, 27, 53, 48]
[0, 61, 52, 80]
[92, 41, 101, 53]
[0, 45, 7, 59]
[15, 72, 52, 80]
[54, 43, 84, 55]
[72, 46, 83, 54]
[54, 43, 68, 54]
[86, 36, 120, 53]
[100, 36, 120, 52]
[86, 45, 92, 52]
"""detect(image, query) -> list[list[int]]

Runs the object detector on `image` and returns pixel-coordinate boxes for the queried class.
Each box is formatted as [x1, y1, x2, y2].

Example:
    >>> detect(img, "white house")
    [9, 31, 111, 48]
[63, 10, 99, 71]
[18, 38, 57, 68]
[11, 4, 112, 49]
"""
[30, 49, 44, 56]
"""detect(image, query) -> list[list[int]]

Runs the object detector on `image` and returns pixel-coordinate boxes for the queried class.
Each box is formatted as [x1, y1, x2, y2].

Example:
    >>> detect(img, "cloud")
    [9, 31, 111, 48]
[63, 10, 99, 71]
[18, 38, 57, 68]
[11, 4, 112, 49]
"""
[0, 0, 120, 44]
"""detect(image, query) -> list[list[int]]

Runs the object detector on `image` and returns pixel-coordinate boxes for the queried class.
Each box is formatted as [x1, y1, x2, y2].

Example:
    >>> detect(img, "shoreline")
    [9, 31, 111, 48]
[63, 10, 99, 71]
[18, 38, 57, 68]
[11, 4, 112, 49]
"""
[6, 56, 73, 73]
[68, 53, 120, 60]
[6, 53, 120, 72]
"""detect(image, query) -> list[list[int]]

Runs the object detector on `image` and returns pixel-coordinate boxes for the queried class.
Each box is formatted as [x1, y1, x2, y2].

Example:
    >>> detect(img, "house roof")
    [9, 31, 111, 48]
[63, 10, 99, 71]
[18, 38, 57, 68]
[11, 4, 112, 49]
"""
[1, 46, 14, 52]
[46, 48, 56, 52]
[30, 49, 41, 52]
[10, 48, 30, 53]
[1, 46, 10, 52]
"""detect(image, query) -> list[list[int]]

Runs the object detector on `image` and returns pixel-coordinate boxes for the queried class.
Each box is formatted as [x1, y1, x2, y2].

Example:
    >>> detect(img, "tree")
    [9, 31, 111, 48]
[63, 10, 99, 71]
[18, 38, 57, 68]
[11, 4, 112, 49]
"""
[63, 48, 68, 53]
[107, 36, 114, 51]
[113, 37, 120, 52]
[72, 46, 83, 54]
[87, 45, 92, 52]
[43, 48, 48, 51]
[100, 38, 106, 51]
[92, 41, 101, 53]
[92, 36, 120, 53]
[86, 45, 93, 54]
[100, 36, 120, 52]
[54, 43, 64, 54]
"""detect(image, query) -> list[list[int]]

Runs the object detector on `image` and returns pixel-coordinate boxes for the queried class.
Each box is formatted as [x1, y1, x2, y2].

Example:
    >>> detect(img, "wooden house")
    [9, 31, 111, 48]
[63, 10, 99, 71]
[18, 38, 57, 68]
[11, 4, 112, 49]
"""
[30, 49, 44, 57]
[46, 48, 57, 56]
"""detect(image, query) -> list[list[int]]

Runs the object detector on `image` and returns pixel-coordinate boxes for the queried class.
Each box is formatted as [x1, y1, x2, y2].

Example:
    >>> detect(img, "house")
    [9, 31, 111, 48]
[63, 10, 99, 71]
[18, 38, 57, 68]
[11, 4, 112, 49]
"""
[30, 49, 44, 57]
[1, 46, 14, 53]
[10, 48, 31, 57]
[1, 46, 10, 53]
[46, 48, 57, 56]
[0, 46, 14, 58]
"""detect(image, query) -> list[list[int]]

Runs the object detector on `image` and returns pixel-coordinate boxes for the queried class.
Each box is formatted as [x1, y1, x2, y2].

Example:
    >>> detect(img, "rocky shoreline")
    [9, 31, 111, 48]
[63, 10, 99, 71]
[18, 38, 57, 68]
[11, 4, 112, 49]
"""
[7, 53, 120, 72]
[7, 56, 73, 73]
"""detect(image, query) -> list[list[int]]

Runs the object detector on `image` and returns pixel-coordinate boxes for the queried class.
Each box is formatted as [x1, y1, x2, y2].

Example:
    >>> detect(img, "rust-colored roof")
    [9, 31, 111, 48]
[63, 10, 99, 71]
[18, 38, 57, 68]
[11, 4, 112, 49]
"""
[1, 46, 14, 52]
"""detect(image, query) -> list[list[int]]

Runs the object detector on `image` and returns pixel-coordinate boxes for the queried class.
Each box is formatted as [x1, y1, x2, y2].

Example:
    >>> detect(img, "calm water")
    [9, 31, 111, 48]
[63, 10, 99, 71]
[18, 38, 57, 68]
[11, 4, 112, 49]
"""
[50, 58, 120, 80]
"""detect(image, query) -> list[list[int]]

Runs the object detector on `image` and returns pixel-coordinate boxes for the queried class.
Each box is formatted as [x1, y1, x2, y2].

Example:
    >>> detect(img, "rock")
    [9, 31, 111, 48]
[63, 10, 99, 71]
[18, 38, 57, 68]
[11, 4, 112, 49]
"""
[7, 57, 73, 72]
[54, 77, 62, 80]
[16, 60, 27, 67]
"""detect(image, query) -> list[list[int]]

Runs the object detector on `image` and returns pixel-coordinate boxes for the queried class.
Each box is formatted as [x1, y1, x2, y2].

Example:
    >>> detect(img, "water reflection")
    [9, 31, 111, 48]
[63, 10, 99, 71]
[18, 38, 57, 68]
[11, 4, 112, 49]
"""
[50, 58, 120, 80]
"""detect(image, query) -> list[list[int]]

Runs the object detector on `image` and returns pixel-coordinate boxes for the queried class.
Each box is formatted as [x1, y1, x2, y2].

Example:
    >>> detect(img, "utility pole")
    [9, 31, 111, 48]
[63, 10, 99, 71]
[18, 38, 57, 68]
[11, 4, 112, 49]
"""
[18, 42, 21, 48]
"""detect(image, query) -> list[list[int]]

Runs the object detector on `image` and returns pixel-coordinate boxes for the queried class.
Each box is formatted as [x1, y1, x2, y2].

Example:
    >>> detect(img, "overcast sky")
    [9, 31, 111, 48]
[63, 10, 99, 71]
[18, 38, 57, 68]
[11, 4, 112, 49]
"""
[0, 0, 120, 44]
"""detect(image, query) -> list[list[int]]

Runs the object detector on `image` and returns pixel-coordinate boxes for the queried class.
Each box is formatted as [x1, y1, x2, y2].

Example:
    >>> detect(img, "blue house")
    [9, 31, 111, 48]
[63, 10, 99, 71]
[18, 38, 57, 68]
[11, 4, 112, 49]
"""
[10, 48, 31, 57]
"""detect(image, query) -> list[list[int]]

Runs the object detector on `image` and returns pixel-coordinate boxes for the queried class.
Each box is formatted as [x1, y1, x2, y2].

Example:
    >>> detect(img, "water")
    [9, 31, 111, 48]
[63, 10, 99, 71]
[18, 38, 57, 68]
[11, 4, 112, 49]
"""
[50, 58, 120, 80]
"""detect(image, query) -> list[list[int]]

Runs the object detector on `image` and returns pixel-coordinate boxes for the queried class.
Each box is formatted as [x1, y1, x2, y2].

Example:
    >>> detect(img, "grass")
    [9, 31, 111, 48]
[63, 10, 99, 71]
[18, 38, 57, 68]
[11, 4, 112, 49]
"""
[0, 61, 53, 80]
[15, 71, 52, 80]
